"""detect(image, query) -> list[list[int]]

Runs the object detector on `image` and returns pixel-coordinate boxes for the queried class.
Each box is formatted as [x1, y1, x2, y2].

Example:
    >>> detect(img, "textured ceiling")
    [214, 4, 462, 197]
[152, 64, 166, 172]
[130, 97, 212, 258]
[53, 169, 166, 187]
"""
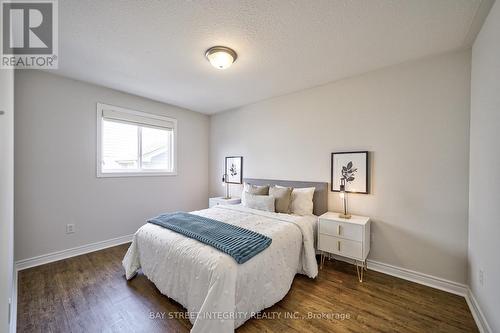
[52, 0, 491, 114]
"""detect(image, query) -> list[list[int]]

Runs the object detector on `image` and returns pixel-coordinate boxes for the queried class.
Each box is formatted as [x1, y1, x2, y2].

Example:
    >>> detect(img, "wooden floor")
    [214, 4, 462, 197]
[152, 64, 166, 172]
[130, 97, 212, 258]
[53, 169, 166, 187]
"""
[17, 244, 478, 333]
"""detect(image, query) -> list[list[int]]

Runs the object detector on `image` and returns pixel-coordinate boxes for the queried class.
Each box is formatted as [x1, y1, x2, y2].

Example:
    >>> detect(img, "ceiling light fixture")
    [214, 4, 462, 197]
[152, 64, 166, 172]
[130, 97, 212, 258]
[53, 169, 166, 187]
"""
[205, 46, 237, 70]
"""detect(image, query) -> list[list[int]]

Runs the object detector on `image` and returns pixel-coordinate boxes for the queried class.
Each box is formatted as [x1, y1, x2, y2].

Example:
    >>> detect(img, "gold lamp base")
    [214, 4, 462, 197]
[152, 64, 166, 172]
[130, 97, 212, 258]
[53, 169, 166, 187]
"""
[339, 213, 351, 219]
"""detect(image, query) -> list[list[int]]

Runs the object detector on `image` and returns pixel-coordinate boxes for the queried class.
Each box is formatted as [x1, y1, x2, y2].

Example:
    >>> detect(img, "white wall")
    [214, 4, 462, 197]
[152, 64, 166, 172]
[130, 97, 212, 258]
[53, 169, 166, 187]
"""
[469, 1, 500, 331]
[210, 50, 471, 283]
[15, 71, 210, 261]
[0, 69, 14, 332]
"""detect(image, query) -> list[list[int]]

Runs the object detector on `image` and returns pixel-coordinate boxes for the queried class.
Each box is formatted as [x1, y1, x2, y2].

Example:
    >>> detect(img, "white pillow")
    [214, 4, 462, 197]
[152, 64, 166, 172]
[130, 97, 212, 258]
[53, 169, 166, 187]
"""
[290, 187, 315, 215]
[242, 192, 275, 212]
[241, 183, 269, 205]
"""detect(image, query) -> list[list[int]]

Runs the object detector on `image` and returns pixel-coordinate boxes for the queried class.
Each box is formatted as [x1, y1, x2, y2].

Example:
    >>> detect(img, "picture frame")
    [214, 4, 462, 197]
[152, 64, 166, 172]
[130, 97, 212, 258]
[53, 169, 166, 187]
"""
[331, 151, 369, 194]
[225, 156, 243, 184]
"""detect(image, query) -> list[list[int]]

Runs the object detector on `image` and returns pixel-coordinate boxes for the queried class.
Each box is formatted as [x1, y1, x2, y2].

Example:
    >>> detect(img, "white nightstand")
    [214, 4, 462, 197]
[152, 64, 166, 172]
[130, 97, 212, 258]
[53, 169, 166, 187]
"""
[209, 197, 241, 208]
[318, 212, 371, 282]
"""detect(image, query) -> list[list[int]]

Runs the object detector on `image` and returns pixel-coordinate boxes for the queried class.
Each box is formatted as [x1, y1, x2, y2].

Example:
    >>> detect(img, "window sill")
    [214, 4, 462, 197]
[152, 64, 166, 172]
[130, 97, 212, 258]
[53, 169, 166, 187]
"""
[97, 171, 177, 178]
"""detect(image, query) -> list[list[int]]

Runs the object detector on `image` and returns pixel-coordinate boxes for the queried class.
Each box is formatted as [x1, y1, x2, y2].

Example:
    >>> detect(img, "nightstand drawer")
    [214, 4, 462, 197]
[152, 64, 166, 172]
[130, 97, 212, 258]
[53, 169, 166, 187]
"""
[319, 218, 363, 241]
[318, 234, 363, 260]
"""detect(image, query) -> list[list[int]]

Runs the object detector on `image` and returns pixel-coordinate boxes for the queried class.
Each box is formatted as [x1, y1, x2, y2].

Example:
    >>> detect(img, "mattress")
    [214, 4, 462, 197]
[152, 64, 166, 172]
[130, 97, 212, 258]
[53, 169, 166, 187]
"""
[122, 204, 318, 333]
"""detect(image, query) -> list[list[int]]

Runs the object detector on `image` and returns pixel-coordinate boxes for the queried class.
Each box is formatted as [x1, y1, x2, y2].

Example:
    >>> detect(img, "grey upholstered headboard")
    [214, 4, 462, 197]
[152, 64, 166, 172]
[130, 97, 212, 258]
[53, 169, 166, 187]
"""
[243, 178, 328, 216]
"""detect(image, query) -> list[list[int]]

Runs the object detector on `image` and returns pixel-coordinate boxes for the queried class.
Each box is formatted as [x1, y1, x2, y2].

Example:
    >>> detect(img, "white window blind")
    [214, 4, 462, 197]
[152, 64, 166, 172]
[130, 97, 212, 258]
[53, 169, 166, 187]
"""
[102, 108, 175, 130]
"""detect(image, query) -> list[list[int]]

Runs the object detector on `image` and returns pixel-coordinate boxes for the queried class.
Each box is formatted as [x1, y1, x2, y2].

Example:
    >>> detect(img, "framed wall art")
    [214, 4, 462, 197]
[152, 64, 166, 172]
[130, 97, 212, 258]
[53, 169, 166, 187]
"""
[331, 151, 369, 194]
[225, 156, 243, 184]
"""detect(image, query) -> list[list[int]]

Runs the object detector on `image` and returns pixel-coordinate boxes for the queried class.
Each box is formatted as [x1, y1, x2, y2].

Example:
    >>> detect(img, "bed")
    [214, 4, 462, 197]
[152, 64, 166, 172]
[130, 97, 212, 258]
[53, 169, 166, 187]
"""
[122, 179, 328, 333]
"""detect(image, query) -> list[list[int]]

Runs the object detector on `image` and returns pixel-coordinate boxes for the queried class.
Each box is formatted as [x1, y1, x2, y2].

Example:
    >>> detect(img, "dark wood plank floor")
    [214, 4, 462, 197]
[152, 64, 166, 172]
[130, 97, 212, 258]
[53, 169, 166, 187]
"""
[17, 244, 478, 333]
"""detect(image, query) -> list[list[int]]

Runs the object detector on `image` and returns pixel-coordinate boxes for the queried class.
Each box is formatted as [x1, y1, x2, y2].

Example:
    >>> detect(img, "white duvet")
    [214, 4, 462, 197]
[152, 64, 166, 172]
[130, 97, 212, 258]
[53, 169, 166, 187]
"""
[122, 205, 318, 333]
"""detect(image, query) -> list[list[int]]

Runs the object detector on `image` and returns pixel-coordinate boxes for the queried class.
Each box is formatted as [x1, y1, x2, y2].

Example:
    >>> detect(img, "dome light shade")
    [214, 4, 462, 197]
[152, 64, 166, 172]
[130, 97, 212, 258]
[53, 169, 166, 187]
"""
[205, 46, 237, 70]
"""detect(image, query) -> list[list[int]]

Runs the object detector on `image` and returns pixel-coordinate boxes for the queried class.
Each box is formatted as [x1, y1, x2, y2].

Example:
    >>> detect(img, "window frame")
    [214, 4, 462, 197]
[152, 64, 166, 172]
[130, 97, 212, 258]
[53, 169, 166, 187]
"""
[96, 103, 177, 178]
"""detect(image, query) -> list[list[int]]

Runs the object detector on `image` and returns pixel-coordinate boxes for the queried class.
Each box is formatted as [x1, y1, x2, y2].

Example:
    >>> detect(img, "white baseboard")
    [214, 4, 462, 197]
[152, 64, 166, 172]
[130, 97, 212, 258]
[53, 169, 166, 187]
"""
[465, 288, 492, 333]
[15, 234, 134, 271]
[366, 259, 468, 296]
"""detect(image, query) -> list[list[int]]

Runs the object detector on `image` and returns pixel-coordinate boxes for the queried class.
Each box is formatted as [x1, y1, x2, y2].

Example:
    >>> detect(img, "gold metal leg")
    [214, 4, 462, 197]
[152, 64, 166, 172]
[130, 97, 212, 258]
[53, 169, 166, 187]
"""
[356, 261, 365, 282]
[320, 252, 337, 270]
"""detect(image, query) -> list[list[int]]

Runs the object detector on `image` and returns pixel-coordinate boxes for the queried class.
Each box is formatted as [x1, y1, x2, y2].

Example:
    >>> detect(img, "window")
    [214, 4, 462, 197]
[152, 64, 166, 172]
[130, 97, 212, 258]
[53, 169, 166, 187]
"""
[97, 103, 177, 177]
